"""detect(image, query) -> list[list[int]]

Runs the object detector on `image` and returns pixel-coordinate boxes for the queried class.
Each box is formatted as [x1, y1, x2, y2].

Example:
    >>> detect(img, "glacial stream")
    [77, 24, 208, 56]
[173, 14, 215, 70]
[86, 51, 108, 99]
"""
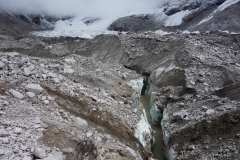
[139, 95, 166, 160]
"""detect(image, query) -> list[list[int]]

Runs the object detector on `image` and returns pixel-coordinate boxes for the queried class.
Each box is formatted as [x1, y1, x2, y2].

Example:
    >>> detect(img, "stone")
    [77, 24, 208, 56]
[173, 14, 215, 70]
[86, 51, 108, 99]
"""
[0, 137, 9, 143]
[0, 111, 6, 115]
[19, 58, 28, 65]
[42, 74, 47, 79]
[64, 68, 74, 74]
[13, 127, 22, 134]
[25, 84, 43, 95]
[0, 149, 4, 155]
[0, 130, 9, 137]
[53, 78, 60, 83]
[197, 77, 205, 83]
[173, 110, 188, 120]
[190, 80, 195, 85]
[6, 52, 19, 57]
[65, 58, 76, 65]
[23, 156, 32, 160]
[59, 109, 64, 113]
[43, 100, 49, 105]
[23, 67, 31, 76]
[235, 134, 240, 139]
[42, 153, 62, 160]
[9, 89, 24, 99]
[20, 145, 27, 151]
[34, 147, 46, 159]
[74, 117, 88, 128]
[63, 148, 73, 153]
[4, 150, 13, 157]
[0, 61, 6, 69]
[206, 109, 215, 115]
[87, 132, 93, 137]
[26, 92, 36, 98]
[41, 123, 48, 129]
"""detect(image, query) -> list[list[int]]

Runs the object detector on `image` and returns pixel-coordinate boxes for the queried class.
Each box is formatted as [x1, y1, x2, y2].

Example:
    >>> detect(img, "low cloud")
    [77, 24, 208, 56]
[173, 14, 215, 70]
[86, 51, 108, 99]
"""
[0, 0, 168, 18]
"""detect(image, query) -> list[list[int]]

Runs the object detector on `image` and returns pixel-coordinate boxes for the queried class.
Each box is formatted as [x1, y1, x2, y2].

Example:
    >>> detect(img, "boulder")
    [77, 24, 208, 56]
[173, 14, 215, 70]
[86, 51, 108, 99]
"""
[0, 61, 6, 69]
[9, 89, 24, 99]
[42, 153, 63, 160]
[74, 117, 88, 128]
[26, 84, 43, 95]
[34, 147, 46, 159]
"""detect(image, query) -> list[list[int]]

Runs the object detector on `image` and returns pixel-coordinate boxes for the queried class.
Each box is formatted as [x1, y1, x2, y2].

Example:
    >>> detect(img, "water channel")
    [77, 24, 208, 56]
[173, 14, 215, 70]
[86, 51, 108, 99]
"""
[139, 95, 166, 160]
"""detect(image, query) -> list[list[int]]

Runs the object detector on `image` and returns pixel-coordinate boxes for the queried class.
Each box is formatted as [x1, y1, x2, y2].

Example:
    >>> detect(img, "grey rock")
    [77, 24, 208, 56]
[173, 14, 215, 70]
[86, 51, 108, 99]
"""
[63, 148, 73, 153]
[4, 150, 13, 157]
[235, 134, 240, 139]
[23, 67, 31, 76]
[9, 89, 24, 99]
[26, 84, 43, 95]
[34, 147, 46, 159]
[26, 92, 36, 98]
[206, 109, 215, 115]
[23, 156, 32, 160]
[0, 111, 6, 115]
[0, 61, 6, 69]
[64, 68, 74, 74]
[74, 117, 88, 128]
[0, 130, 9, 137]
[41, 123, 48, 129]
[0, 137, 9, 143]
[43, 100, 49, 105]
[19, 58, 28, 65]
[197, 77, 205, 83]
[0, 149, 4, 155]
[65, 58, 76, 65]
[42, 153, 62, 160]
[173, 110, 188, 120]
[20, 145, 27, 151]
[53, 78, 60, 83]
[87, 132, 93, 137]
[190, 80, 195, 85]
[13, 127, 22, 134]
[6, 52, 19, 57]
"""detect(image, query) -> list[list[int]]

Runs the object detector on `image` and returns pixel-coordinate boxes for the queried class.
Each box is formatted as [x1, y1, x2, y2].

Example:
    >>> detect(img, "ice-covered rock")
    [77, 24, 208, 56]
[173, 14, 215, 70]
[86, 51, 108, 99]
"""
[134, 110, 152, 148]
[26, 84, 43, 95]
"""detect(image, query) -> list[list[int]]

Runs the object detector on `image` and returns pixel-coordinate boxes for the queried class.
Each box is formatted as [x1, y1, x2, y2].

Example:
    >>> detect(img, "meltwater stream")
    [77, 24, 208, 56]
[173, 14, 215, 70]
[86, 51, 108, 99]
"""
[139, 95, 166, 160]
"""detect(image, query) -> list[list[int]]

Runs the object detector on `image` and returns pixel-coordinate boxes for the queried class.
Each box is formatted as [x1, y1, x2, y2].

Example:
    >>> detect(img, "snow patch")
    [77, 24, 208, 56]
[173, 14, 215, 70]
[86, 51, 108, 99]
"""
[198, 0, 239, 25]
[155, 30, 172, 36]
[164, 10, 191, 26]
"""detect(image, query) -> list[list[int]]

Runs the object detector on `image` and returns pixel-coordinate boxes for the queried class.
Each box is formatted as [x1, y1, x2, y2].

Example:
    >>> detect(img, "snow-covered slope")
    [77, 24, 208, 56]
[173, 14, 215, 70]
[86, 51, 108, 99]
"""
[1, 0, 240, 37]
[0, 12, 56, 33]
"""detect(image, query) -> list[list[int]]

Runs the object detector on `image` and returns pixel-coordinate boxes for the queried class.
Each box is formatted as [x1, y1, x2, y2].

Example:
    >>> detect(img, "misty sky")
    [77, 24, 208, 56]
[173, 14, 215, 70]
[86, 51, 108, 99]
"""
[0, 0, 166, 18]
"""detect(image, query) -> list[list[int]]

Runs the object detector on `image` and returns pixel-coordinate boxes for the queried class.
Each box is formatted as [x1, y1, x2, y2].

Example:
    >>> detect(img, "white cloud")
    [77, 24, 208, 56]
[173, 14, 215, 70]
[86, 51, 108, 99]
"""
[0, 0, 166, 18]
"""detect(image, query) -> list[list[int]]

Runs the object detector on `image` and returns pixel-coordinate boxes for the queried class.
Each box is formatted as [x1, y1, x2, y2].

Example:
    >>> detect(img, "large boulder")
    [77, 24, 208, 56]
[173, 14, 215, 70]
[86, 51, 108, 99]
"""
[9, 89, 24, 99]
[25, 84, 43, 95]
